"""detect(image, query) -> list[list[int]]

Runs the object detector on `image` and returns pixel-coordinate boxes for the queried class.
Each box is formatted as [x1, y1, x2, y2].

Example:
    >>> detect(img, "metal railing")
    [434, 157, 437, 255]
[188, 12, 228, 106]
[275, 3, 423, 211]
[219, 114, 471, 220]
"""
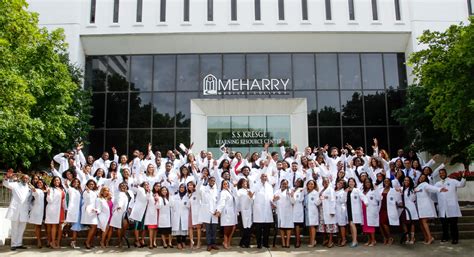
[0, 184, 12, 207]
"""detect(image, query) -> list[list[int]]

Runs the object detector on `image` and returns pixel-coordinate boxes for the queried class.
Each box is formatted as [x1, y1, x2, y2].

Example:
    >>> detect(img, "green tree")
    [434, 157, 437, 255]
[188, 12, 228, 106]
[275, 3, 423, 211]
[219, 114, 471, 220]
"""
[0, 0, 91, 169]
[394, 18, 474, 168]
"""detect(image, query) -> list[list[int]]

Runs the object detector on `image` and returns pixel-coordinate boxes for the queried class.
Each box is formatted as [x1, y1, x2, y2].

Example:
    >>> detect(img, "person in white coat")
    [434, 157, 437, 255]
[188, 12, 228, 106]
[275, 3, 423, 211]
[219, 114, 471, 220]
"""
[45, 176, 66, 249]
[65, 178, 83, 249]
[379, 178, 401, 245]
[334, 179, 348, 246]
[187, 181, 202, 249]
[110, 182, 134, 248]
[401, 176, 418, 244]
[304, 179, 320, 247]
[251, 173, 274, 249]
[143, 182, 159, 249]
[361, 178, 380, 247]
[81, 179, 99, 249]
[96, 186, 113, 248]
[416, 174, 447, 244]
[318, 177, 338, 248]
[157, 186, 173, 248]
[198, 176, 220, 251]
[435, 169, 466, 244]
[129, 182, 150, 248]
[346, 177, 367, 248]
[292, 179, 305, 248]
[28, 179, 46, 249]
[170, 184, 190, 249]
[236, 178, 253, 248]
[273, 179, 294, 248]
[216, 180, 237, 249]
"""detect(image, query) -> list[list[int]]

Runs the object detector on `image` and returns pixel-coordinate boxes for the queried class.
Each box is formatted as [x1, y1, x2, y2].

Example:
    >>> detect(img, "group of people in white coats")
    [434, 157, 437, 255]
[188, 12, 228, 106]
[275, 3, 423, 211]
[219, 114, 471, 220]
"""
[2, 139, 468, 251]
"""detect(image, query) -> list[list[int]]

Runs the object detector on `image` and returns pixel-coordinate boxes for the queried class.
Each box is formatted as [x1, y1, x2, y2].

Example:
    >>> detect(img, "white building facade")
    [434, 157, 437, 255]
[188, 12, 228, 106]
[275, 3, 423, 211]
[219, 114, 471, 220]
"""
[26, 0, 473, 157]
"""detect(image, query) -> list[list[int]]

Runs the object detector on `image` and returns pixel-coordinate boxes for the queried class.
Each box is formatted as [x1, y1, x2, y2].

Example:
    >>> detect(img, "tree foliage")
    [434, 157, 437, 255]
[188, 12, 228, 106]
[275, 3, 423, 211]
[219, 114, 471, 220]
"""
[0, 0, 91, 169]
[394, 18, 474, 166]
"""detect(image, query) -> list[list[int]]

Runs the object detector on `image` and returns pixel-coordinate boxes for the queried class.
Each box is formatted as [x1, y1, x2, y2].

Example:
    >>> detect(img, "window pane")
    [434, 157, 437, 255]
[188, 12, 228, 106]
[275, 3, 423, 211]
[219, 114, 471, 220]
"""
[107, 56, 130, 91]
[383, 54, 399, 90]
[389, 127, 407, 157]
[361, 54, 384, 89]
[200, 54, 222, 95]
[339, 54, 361, 90]
[294, 91, 316, 126]
[207, 116, 231, 149]
[130, 56, 152, 91]
[254, 0, 261, 20]
[316, 54, 338, 89]
[267, 116, 291, 144]
[106, 93, 129, 128]
[270, 54, 292, 90]
[91, 93, 105, 128]
[343, 127, 365, 150]
[308, 127, 318, 148]
[318, 91, 340, 126]
[364, 90, 387, 126]
[87, 130, 104, 157]
[152, 129, 175, 153]
[386, 89, 405, 125]
[293, 54, 315, 90]
[231, 116, 249, 129]
[105, 130, 127, 155]
[341, 91, 363, 125]
[247, 54, 268, 79]
[319, 128, 341, 148]
[85, 56, 107, 91]
[153, 92, 175, 128]
[176, 129, 191, 146]
[177, 55, 199, 91]
[129, 92, 152, 128]
[154, 55, 176, 91]
[366, 127, 388, 153]
[224, 54, 245, 79]
[129, 129, 151, 154]
[176, 92, 198, 127]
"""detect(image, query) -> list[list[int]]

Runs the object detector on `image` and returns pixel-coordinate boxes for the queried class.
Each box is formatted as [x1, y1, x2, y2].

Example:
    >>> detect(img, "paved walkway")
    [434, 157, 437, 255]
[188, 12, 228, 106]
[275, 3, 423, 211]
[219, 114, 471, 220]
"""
[1, 241, 473, 257]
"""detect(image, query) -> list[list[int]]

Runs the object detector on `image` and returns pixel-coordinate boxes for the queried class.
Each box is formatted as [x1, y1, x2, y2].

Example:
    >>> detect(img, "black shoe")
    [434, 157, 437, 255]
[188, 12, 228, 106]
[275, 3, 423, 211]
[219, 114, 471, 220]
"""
[441, 239, 448, 243]
[263, 245, 270, 248]
[257, 245, 262, 249]
[452, 240, 459, 245]
[10, 247, 16, 251]
[16, 246, 27, 249]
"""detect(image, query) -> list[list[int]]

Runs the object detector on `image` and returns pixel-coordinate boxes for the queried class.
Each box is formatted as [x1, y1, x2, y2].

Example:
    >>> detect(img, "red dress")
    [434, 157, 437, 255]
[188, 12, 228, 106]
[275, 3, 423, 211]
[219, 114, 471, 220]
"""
[362, 197, 375, 233]
[59, 190, 65, 223]
[379, 192, 389, 225]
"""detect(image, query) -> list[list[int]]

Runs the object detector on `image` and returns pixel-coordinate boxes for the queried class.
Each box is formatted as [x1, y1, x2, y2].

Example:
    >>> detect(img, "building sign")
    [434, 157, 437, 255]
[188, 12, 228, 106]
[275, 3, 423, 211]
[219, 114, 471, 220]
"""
[203, 74, 290, 96]
[213, 129, 283, 146]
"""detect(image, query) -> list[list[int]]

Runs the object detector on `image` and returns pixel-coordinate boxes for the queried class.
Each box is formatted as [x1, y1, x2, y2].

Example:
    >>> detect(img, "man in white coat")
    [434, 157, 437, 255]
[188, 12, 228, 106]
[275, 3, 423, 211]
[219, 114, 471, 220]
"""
[435, 169, 466, 244]
[251, 173, 274, 249]
[199, 176, 219, 251]
[2, 169, 31, 250]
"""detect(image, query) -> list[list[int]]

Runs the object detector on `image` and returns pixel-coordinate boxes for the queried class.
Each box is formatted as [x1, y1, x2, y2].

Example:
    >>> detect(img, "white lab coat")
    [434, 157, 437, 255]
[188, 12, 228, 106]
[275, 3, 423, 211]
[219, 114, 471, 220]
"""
[363, 189, 381, 227]
[96, 198, 111, 231]
[217, 189, 237, 226]
[402, 188, 418, 220]
[335, 189, 348, 226]
[380, 188, 402, 226]
[28, 189, 45, 225]
[292, 188, 305, 223]
[3, 180, 31, 222]
[252, 181, 274, 223]
[129, 187, 147, 221]
[415, 182, 441, 218]
[110, 191, 129, 229]
[236, 188, 253, 228]
[274, 189, 295, 228]
[305, 190, 320, 226]
[435, 178, 466, 218]
[157, 197, 171, 227]
[348, 188, 366, 224]
[81, 190, 98, 225]
[65, 188, 82, 223]
[320, 187, 337, 224]
[188, 191, 201, 226]
[144, 193, 158, 226]
[198, 184, 219, 224]
[45, 188, 65, 224]
[170, 193, 190, 231]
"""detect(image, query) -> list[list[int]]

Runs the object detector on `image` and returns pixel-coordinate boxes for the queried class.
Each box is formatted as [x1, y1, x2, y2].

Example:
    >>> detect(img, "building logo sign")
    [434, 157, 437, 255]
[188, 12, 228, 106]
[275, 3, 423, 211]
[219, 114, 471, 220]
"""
[203, 74, 290, 96]
[213, 129, 283, 146]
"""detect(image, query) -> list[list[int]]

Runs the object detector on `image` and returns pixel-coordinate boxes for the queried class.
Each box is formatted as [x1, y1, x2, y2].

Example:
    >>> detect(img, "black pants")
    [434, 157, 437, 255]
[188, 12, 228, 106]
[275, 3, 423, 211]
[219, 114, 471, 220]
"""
[440, 217, 459, 241]
[205, 223, 218, 246]
[176, 235, 187, 244]
[253, 223, 271, 248]
[239, 228, 251, 247]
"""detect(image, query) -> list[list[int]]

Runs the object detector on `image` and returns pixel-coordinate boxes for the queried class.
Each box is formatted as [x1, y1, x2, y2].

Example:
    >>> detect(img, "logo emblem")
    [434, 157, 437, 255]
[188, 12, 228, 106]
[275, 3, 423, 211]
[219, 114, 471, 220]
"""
[311, 197, 314, 201]
[390, 197, 394, 201]
[193, 197, 196, 200]
[354, 196, 358, 200]
[203, 74, 218, 95]
[370, 196, 373, 200]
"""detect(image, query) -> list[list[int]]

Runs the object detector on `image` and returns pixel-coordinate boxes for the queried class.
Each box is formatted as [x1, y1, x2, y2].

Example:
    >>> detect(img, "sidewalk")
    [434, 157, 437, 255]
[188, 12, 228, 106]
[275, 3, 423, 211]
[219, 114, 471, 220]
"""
[1, 240, 473, 257]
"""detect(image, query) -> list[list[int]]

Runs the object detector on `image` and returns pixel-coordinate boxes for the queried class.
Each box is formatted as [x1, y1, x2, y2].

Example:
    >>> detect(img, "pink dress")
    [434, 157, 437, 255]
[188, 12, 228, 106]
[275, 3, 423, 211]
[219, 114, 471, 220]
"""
[362, 199, 375, 233]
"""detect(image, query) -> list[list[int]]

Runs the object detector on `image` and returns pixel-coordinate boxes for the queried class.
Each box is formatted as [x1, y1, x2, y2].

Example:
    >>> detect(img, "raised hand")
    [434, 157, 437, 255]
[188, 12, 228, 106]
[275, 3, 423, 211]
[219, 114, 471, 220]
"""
[111, 146, 117, 155]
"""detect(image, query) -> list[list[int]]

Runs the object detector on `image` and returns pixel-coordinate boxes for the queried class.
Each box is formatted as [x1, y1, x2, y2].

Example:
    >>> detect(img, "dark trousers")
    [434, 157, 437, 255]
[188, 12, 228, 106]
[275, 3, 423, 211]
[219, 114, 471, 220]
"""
[440, 217, 459, 241]
[176, 235, 187, 244]
[254, 222, 271, 248]
[205, 223, 218, 246]
[239, 228, 251, 247]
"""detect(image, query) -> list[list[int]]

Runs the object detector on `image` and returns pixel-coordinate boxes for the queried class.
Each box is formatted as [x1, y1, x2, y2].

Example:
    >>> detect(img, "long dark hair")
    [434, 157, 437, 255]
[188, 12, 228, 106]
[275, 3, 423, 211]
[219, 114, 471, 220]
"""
[218, 159, 230, 170]
[50, 176, 63, 189]
[402, 176, 415, 196]
[237, 178, 247, 190]
[363, 177, 374, 192]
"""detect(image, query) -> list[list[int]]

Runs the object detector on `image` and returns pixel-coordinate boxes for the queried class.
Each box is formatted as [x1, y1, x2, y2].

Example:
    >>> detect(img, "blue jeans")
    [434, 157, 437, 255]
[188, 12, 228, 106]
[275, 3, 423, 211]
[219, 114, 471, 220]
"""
[205, 223, 218, 246]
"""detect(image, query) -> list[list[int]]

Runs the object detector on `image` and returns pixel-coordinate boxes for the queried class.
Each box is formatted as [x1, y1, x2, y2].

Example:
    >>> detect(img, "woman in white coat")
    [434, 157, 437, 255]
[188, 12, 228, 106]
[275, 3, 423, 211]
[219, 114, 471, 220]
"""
[401, 176, 418, 244]
[217, 180, 237, 249]
[110, 182, 134, 248]
[305, 180, 320, 247]
[416, 174, 447, 244]
[236, 178, 253, 248]
[81, 179, 98, 249]
[158, 186, 173, 248]
[29, 179, 47, 248]
[96, 186, 113, 248]
[362, 178, 380, 247]
[129, 182, 150, 247]
[65, 178, 83, 249]
[273, 179, 294, 248]
[187, 181, 202, 249]
[144, 182, 159, 249]
[170, 184, 190, 249]
[292, 178, 305, 248]
[334, 179, 348, 246]
[45, 176, 66, 249]
[379, 178, 401, 245]
[318, 177, 338, 248]
[346, 177, 367, 248]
